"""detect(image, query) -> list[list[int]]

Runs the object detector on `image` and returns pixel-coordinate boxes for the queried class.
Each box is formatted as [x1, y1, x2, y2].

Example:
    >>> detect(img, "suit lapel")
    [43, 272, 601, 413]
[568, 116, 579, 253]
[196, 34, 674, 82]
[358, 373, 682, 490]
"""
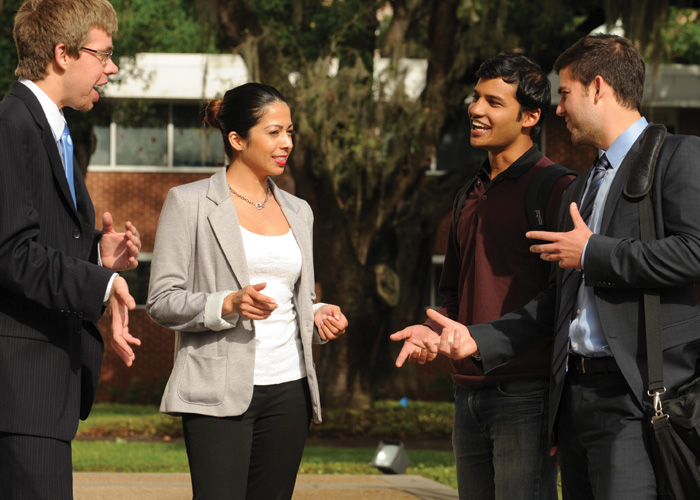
[207, 169, 250, 288]
[274, 182, 312, 329]
[561, 164, 592, 232]
[71, 154, 90, 216]
[276, 185, 310, 268]
[11, 82, 81, 219]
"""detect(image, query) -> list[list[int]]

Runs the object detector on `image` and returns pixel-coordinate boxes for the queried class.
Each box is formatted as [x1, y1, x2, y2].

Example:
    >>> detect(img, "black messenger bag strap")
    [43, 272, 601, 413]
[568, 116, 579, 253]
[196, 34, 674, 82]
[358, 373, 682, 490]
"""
[622, 124, 667, 399]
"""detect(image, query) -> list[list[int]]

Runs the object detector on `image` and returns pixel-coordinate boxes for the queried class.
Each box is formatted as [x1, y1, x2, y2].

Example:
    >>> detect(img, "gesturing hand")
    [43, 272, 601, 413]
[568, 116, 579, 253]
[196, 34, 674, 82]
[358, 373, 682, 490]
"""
[425, 309, 478, 360]
[389, 324, 440, 367]
[314, 304, 348, 340]
[108, 276, 141, 367]
[100, 212, 141, 271]
[527, 202, 592, 269]
[223, 283, 278, 320]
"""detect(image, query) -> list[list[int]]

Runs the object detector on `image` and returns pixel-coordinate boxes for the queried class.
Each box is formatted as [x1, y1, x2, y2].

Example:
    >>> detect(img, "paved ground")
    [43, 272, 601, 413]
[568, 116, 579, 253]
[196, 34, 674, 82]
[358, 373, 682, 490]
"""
[73, 473, 458, 499]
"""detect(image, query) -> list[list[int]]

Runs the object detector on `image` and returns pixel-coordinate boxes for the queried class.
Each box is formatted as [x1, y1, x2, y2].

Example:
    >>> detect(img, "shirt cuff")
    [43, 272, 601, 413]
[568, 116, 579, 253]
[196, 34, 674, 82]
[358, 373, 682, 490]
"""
[581, 239, 590, 271]
[103, 273, 117, 304]
[204, 290, 240, 331]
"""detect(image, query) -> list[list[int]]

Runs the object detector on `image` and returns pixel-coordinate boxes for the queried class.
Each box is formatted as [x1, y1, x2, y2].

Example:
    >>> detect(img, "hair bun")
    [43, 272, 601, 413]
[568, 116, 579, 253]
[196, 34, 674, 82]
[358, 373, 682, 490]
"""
[203, 99, 223, 129]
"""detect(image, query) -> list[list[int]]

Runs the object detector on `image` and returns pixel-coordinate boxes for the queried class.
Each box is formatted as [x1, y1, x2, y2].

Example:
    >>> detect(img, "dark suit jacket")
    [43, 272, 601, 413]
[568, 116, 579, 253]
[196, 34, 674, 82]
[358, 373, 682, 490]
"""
[0, 81, 113, 441]
[470, 125, 700, 439]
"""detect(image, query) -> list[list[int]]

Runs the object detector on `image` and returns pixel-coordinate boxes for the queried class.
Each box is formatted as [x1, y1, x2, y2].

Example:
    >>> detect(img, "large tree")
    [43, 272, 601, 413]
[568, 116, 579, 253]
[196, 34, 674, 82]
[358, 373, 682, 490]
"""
[196, 0, 594, 407]
[198, 0, 700, 407]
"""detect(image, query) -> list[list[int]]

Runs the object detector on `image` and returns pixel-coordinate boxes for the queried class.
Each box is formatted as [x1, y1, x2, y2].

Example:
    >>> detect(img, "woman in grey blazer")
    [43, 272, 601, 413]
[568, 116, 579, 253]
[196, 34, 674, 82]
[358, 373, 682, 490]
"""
[147, 83, 348, 500]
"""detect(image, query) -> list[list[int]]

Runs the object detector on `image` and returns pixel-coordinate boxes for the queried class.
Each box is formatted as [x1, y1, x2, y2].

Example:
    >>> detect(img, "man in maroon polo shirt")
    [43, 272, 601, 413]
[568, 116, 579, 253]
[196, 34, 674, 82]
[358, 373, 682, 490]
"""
[391, 54, 574, 500]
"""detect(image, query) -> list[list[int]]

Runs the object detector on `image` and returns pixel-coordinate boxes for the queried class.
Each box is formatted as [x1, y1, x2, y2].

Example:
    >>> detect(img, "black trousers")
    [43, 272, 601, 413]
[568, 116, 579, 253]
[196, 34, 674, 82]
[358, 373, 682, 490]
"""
[558, 370, 658, 500]
[182, 378, 312, 500]
[0, 432, 73, 500]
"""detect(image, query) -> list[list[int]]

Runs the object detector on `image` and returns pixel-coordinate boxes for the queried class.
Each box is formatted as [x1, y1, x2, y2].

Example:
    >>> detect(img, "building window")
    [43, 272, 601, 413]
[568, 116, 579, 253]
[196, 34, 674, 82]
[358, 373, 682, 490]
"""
[92, 112, 111, 166]
[117, 103, 168, 167]
[173, 104, 223, 167]
[89, 101, 223, 172]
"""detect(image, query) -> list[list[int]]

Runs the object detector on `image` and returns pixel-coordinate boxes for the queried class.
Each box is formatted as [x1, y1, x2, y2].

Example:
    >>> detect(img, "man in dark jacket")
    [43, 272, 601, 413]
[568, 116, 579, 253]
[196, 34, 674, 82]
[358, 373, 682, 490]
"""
[403, 35, 700, 500]
[392, 54, 574, 500]
[0, 1, 142, 498]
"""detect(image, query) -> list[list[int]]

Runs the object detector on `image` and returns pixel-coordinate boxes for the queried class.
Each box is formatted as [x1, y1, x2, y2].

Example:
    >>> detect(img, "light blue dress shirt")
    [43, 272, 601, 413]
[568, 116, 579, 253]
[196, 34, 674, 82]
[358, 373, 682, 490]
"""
[569, 117, 649, 357]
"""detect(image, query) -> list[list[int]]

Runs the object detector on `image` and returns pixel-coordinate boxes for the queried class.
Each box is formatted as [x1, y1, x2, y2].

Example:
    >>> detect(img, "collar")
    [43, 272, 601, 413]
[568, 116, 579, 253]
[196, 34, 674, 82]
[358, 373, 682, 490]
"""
[19, 79, 66, 143]
[477, 144, 543, 181]
[598, 116, 648, 169]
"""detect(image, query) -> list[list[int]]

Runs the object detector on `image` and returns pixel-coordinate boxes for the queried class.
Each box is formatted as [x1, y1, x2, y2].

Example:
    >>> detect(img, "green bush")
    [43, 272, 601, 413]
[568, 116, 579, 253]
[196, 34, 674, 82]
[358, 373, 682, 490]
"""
[77, 400, 454, 441]
[312, 400, 454, 440]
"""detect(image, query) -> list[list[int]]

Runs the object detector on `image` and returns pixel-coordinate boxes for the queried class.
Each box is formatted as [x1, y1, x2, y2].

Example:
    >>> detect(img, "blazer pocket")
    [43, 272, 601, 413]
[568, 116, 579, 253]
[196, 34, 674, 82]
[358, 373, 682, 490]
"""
[177, 353, 227, 406]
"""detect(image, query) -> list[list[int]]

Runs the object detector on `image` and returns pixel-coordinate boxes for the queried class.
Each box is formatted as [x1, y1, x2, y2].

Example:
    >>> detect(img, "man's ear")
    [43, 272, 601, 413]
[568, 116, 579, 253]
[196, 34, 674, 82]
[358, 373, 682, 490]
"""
[522, 108, 541, 129]
[593, 75, 607, 102]
[53, 43, 71, 71]
[228, 131, 244, 152]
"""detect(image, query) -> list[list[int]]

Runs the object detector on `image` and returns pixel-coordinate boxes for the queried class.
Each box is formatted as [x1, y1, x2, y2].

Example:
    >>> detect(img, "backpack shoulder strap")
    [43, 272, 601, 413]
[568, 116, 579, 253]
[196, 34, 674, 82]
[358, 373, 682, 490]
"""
[526, 163, 576, 231]
[619, 124, 667, 397]
[624, 124, 667, 199]
[453, 177, 479, 229]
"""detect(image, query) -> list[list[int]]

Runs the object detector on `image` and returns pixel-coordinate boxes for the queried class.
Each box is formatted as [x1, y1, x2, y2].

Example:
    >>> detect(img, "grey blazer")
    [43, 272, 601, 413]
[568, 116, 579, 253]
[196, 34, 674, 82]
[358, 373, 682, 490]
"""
[147, 167, 325, 422]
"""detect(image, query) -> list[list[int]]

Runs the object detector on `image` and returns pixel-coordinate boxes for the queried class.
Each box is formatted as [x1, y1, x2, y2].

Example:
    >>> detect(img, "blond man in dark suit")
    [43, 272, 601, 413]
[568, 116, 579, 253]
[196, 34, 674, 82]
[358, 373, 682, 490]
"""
[0, 1, 141, 498]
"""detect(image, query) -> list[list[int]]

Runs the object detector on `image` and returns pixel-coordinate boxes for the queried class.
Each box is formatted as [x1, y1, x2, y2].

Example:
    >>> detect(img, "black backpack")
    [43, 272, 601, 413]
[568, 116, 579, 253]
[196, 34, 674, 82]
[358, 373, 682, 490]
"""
[452, 162, 576, 232]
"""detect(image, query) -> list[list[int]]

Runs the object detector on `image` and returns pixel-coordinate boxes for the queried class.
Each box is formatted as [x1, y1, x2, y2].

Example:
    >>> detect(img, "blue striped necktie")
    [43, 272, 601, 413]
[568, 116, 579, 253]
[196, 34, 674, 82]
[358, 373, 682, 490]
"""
[61, 123, 77, 207]
[552, 154, 611, 382]
[578, 154, 611, 226]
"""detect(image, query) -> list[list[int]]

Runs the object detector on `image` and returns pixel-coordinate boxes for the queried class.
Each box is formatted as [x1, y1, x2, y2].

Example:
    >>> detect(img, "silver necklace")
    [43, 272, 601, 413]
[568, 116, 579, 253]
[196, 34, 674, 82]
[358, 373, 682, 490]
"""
[228, 180, 271, 210]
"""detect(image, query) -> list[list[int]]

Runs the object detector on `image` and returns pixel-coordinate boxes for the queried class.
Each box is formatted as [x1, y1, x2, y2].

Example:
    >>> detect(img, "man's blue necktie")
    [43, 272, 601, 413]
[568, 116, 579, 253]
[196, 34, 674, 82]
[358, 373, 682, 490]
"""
[578, 154, 611, 226]
[552, 154, 611, 381]
[61, 123, 77, 207]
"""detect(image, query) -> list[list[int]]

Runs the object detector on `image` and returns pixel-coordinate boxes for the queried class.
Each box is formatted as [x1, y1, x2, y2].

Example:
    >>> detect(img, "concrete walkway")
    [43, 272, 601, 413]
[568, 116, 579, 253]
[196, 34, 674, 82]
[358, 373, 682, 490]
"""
[73, 473, 458, 499]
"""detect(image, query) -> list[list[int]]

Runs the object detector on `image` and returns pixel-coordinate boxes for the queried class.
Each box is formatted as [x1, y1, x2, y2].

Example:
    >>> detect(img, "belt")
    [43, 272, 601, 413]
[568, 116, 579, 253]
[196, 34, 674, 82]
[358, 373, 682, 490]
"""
[569, 355, 620, 374]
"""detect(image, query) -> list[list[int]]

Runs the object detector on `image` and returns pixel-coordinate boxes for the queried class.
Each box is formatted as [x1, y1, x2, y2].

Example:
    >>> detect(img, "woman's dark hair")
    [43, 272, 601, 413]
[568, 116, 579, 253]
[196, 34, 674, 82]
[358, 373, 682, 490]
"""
[476, 53, 550, 137]
[204, 82, 288, 162]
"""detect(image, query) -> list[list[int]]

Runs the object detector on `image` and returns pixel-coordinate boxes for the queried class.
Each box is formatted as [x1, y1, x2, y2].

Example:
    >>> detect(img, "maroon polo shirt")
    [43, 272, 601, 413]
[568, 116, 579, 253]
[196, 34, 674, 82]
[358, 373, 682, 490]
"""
[427, 145, 574, 389]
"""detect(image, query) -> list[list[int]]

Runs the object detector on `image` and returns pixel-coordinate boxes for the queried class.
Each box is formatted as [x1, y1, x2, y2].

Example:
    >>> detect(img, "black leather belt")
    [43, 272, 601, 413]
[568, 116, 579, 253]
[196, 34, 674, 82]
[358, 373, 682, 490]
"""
[569, 355, 620, 374]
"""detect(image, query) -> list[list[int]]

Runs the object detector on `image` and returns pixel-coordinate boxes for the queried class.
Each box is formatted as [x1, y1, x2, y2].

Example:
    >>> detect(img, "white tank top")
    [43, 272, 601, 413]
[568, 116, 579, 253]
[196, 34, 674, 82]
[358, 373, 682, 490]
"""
[240, 227, 306, 385]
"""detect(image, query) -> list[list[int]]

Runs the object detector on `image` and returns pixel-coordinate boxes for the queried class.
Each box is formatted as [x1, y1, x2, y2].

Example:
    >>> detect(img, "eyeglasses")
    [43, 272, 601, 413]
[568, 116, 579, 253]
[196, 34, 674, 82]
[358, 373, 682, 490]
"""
[80, 46, 113, 65]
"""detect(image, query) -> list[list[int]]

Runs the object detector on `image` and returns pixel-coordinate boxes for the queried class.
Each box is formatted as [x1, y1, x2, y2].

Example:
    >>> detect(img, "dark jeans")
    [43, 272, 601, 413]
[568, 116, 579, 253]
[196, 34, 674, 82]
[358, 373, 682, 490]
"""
[182, 377, 312, 500]
[0, 432, 73, 500]
[452, 379, 558, 500]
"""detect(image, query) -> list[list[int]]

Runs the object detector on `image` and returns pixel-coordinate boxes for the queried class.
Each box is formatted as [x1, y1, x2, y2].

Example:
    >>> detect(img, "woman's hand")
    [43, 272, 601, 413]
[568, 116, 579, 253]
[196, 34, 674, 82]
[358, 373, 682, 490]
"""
[314, 304, 348, 340]
[223, 283, 278, 320]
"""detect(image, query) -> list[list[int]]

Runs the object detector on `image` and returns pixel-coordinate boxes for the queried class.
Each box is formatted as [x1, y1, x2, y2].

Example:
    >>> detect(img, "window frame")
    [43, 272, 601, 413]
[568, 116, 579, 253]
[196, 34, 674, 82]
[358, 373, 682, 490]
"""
[88, 101, 223, 174]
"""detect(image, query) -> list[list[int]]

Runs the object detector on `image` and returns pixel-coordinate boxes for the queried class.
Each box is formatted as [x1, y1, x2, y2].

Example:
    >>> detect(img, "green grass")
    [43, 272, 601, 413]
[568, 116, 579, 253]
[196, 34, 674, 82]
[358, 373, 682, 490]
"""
[73, 439, 188, 473]
[72, 440, 458, 489]
[74, 402, 457, 487]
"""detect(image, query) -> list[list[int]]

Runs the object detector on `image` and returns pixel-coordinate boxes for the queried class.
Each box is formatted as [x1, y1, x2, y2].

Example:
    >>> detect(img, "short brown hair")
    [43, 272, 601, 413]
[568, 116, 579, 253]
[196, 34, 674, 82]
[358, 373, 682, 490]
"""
[554, 34, 645, 111]
[13, 0, 118, 80]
